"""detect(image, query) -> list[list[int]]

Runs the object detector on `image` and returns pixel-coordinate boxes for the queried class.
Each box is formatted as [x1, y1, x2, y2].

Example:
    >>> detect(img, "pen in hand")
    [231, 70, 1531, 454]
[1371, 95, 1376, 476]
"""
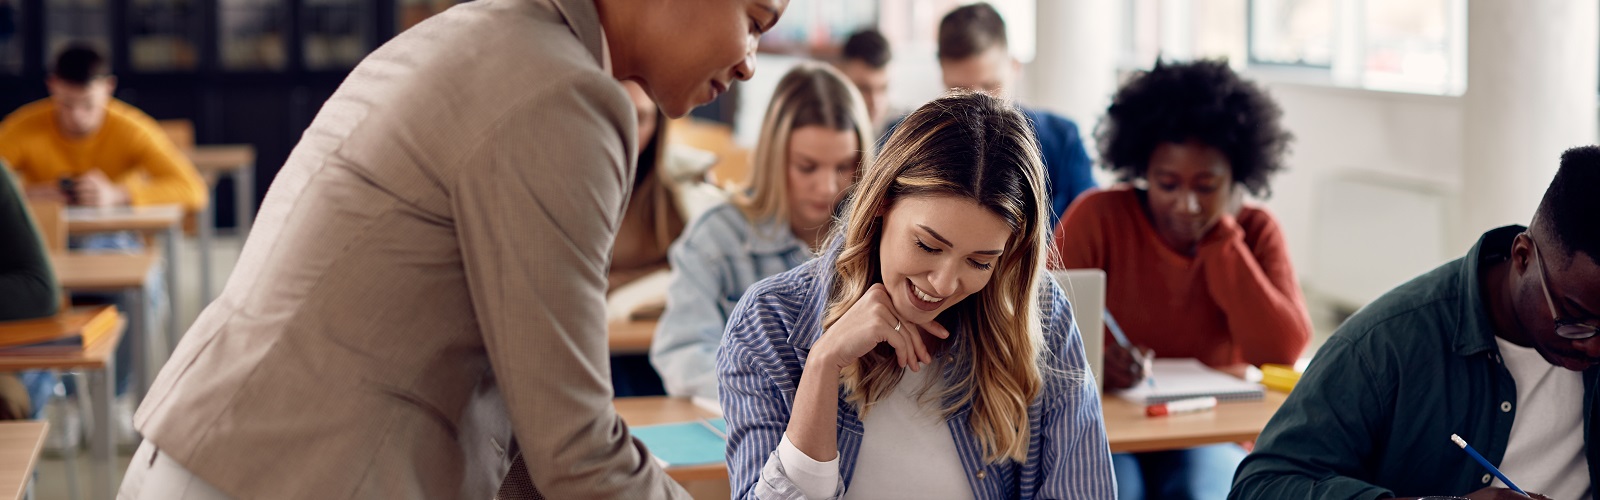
[1105, 311, 1155, 388]
[1451, 434, 1530, 499]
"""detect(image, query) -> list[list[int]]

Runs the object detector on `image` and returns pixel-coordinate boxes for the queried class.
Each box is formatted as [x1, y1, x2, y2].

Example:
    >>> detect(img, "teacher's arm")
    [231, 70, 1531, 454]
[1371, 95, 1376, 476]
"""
[455, 71, 685, 500]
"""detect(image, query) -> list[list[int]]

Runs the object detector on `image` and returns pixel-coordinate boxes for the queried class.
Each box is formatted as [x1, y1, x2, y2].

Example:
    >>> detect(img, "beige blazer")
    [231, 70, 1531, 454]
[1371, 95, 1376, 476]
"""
[134, 0, 686, 498]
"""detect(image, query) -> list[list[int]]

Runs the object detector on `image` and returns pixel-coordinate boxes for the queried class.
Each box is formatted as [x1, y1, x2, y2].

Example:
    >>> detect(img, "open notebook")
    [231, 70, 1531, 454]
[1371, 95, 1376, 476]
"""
[1115, 359, 1265, 404]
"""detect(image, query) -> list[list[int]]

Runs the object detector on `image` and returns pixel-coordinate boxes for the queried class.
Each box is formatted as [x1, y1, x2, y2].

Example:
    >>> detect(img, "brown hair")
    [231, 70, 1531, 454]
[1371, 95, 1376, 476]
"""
[938, 2, 1008, 61]
[826, 91, 1050, 463]
[633, 108, 685, 254]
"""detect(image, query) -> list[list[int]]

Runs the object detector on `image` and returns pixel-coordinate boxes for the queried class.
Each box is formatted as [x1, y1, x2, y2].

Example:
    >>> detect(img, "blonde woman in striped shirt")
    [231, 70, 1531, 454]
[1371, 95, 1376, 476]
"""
[718, 92, 1115, 499]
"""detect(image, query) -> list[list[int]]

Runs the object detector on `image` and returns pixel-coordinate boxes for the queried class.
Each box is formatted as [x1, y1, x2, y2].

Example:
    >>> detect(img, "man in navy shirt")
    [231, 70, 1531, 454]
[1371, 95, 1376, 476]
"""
[883, 2, 1096, 228]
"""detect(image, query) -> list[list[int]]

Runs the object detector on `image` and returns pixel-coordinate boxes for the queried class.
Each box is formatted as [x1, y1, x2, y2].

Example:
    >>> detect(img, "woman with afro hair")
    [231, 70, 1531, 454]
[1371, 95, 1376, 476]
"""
[1050, 59, 1313, 500]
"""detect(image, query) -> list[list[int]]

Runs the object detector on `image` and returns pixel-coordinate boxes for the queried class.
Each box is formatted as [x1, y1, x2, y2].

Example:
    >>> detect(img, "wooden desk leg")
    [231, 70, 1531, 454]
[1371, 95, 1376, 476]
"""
[198, 198, 215, 304]
[88, 367, 114, 500]
[162, 226, 181, 355]
[235, 164, 254, 241]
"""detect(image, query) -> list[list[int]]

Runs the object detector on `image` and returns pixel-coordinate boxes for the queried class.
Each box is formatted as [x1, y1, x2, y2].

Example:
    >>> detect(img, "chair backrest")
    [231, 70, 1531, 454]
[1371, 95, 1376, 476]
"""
[24, 200, 65, 253]
[157, 119, 196, 152]
[1050, 269, 1106, 387]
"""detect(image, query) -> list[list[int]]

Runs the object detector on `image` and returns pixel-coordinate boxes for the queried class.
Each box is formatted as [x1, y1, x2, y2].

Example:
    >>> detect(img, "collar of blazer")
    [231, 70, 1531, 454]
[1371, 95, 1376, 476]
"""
[548, 0, 609, 71]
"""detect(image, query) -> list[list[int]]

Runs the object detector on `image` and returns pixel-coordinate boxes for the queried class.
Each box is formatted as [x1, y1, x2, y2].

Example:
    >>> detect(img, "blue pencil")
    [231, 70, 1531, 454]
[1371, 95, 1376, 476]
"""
[1451, 434, 1530, 498]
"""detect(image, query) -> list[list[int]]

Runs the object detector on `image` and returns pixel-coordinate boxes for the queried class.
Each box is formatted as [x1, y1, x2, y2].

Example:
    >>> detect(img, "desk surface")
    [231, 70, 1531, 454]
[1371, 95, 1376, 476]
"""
[0, 317, 125, 371]
[615, 391, 1288, 482]
[610, 321, 657, 355]
[65, 204, 184, 234]
[614, 397, 726, 483]
[187, 145, 256, 173]
[1103, 391, 1288, 453]
[51, 253, 158, 291]
[0, 421, 48, 500]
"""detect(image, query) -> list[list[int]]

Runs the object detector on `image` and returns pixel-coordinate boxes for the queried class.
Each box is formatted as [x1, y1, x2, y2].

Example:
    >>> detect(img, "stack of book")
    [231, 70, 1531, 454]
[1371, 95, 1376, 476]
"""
[0, 306, 121, 355]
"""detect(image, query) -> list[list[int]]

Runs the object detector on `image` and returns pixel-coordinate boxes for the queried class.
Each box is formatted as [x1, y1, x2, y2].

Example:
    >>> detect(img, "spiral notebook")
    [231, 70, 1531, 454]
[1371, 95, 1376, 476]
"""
[1115, 359, 1265, 404]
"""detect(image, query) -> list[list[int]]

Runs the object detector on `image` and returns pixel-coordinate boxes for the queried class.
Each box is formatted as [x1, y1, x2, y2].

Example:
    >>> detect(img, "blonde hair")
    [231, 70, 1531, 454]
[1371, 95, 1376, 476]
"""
[733, 63, 874, 228]
[825, 91, 1050, 464]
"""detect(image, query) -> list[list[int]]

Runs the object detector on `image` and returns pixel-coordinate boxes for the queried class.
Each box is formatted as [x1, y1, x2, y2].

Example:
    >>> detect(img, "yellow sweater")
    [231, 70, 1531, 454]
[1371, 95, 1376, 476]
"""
[0, 99, 208, 211]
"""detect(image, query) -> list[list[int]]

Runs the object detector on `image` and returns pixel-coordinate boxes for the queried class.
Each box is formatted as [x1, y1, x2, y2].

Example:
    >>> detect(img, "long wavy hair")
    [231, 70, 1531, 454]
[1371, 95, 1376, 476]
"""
[824, 91, 1050, 463]
[732, 62, 874, 230]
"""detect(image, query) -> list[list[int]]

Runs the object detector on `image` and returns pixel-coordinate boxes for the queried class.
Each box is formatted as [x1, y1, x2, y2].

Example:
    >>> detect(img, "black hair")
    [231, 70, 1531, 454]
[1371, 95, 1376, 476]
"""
[51, 43, 109, 85]
[841, 28, 892, 69]
[1097, 58, 1291, 197]
[1537, 146, 1600, 264]
[937, 2, 1007, 61]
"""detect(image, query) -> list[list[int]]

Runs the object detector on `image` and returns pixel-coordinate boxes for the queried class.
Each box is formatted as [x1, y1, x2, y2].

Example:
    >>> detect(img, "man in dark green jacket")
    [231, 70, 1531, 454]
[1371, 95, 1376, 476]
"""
[0, 163, 59, 321]
[1232, 146, 1600, 500]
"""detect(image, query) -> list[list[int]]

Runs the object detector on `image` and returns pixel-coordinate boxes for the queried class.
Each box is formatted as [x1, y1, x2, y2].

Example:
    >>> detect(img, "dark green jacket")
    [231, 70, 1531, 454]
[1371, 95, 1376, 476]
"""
[1232, 225, 1600, 499]
[0, 166, 58, 321]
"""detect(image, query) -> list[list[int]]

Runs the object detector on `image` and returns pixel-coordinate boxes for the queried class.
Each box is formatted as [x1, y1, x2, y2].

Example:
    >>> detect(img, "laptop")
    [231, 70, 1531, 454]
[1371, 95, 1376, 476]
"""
[1050, 269, 1106, 388]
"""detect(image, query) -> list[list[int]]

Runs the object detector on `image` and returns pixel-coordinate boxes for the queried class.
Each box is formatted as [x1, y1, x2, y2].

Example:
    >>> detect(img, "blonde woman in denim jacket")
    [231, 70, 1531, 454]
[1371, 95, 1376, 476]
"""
[650, 63, 874, 402]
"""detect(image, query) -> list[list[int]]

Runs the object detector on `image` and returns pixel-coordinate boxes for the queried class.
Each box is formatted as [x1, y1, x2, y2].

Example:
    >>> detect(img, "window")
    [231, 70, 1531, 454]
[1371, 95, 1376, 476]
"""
[1249, 0, 1335, 67]
[1130, 0, 1465, 95]
[1361, 0, 1462, 94]
[127, 0, 202, 71]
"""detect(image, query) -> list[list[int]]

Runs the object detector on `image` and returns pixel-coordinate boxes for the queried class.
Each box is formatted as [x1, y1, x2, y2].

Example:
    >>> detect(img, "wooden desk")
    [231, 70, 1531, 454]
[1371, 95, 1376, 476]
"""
[610, 320, 658, 355]
[51, 253, 160, 437]
[614, 391, 1289, 486]
[0, 317, 126, 500]
[614, 397, 726, 483]
[64, 205, 185, 363]
[0, 421, 48, 500]
[1102, 391, 1288, 453]
[188, 144, 256, 303]
[51, 253, 157, 292]
[64, 205, 183, 235]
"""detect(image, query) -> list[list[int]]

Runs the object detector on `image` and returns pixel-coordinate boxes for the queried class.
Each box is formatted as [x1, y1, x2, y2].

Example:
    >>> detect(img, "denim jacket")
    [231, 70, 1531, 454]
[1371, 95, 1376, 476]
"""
[650, 202, 815, 401]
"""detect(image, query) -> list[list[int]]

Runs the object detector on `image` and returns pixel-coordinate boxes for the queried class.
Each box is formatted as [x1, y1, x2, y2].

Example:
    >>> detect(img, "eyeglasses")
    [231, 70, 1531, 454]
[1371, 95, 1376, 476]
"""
[1527, 234, 1600, 340]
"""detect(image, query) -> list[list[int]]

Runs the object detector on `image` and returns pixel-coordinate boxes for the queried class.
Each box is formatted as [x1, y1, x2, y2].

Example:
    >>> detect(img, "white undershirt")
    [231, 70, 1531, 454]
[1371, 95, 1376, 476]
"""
[1493, 337, 1591, 499]
[777, 364, 975, 500]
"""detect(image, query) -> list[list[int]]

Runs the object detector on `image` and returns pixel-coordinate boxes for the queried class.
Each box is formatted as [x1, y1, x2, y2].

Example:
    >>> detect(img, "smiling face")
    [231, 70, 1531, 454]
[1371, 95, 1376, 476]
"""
[1510, 231, 1600, 371]
[877, 194, 1013, 326]
[631, 0, 788, 118]
[785, 125, 859, 236]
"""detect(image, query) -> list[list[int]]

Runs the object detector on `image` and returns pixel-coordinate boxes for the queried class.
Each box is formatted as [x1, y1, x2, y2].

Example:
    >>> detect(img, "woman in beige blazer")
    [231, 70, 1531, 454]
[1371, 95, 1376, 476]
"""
[119, 0, 788, 498]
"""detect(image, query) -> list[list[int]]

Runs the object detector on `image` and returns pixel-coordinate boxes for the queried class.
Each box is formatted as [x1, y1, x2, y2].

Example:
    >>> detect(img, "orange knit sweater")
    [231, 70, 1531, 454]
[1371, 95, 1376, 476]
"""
[1050, 186, 1312, 368]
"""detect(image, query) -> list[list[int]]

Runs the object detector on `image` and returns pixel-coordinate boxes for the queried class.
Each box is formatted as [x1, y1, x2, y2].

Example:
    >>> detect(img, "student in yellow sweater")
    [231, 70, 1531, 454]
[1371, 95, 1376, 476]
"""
[0, 44, 206, 211]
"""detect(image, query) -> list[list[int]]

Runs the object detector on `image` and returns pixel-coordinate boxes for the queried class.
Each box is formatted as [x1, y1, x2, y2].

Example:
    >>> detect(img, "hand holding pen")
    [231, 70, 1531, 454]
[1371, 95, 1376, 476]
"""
[1103, 311, 1155, 391]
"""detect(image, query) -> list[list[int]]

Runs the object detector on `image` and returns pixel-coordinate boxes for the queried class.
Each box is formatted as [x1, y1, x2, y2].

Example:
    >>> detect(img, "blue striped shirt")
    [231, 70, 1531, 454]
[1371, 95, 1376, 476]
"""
[716, 253, 1116, 499]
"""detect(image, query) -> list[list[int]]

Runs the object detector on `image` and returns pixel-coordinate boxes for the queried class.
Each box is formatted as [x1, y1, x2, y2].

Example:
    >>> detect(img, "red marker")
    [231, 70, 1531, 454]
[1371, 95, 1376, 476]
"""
[1146, 397, 1218, 417]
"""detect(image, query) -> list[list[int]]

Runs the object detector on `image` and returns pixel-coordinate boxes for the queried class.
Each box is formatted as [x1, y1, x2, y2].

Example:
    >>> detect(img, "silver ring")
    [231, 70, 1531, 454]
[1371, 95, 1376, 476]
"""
[894, 321, 902, 332]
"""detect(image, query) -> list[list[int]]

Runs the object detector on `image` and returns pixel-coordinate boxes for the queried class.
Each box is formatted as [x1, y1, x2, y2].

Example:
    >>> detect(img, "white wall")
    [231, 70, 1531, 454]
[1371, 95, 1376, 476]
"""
[1252, 81, 1466, 306]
